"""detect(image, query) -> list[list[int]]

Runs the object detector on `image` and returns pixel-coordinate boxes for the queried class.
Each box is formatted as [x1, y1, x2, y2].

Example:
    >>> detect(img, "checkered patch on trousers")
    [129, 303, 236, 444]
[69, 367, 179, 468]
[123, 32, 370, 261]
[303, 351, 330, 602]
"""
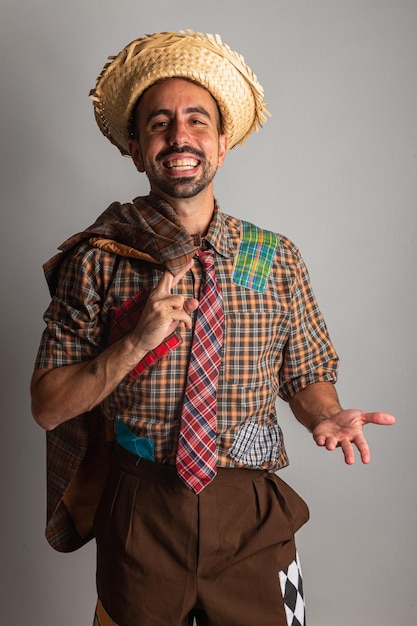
[279, 552, 306, 626]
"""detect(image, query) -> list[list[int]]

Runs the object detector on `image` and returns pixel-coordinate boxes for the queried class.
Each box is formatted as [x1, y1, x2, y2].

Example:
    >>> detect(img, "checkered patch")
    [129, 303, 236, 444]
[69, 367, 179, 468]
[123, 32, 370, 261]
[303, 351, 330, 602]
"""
[232, 221, 278, 293]
[279, 553, 306, 626]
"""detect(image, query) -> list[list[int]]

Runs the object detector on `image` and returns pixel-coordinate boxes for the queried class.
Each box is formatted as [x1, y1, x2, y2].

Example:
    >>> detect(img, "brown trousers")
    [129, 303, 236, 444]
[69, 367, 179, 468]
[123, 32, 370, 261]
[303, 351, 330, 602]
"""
[94, 445, 309, 626]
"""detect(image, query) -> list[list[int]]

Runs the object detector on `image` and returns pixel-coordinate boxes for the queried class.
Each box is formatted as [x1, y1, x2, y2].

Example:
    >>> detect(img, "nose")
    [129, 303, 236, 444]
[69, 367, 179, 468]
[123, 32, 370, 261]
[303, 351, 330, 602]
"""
[167, 118, 190, 147]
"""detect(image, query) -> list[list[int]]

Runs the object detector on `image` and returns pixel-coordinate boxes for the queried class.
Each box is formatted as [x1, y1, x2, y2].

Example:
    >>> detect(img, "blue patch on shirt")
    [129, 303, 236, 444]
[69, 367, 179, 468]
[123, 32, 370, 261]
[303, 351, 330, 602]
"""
[115, 421, 155, 461]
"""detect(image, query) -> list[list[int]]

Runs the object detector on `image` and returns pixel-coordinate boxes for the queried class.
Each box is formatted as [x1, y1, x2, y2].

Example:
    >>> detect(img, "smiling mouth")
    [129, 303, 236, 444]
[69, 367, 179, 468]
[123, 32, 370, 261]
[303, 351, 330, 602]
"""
[164, 158, 200, 171]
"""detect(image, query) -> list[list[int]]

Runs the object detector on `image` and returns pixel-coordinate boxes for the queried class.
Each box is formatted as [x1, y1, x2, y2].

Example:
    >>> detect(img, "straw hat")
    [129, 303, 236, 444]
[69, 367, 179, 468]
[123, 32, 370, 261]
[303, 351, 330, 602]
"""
[89, 30, 270, 155]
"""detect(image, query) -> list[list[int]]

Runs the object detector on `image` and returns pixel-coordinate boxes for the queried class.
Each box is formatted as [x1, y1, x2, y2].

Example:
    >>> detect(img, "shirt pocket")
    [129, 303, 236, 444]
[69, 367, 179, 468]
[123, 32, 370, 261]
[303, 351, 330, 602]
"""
[222, 310, 290, 390]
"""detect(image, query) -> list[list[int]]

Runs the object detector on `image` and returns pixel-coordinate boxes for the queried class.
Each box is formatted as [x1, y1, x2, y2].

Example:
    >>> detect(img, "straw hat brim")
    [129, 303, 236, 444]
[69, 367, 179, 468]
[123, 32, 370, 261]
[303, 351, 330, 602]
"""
[89, 30, 270, 155]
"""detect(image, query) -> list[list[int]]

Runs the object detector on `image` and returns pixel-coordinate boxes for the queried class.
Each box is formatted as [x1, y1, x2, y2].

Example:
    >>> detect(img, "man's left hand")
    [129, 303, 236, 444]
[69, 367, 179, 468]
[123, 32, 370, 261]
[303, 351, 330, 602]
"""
[312, 409, 396, 464]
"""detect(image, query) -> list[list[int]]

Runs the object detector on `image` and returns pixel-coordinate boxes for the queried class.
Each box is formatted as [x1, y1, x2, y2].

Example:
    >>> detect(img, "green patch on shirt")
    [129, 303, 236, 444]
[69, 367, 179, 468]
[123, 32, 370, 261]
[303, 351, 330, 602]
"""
[232, 221, 279, 293]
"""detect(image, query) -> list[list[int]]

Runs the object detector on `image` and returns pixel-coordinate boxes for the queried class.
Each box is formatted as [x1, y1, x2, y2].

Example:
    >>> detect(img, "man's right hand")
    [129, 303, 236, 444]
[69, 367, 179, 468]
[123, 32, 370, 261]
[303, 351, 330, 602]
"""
[129, 259, 199, 354]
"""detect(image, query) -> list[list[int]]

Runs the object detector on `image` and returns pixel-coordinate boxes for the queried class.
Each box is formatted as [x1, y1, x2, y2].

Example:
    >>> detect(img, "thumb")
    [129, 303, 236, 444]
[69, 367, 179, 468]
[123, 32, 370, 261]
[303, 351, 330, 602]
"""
[365, 412, 396, 426]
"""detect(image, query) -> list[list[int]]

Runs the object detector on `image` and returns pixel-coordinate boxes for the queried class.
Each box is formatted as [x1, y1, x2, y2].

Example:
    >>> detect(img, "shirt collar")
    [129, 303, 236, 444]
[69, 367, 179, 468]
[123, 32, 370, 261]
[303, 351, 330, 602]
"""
[203, 200, 241, 260]
[148, 192, 242, 262]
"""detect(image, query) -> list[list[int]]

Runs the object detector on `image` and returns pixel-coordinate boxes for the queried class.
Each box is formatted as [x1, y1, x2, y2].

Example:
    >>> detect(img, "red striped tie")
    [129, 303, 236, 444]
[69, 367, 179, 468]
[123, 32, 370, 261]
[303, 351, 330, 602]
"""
[176, 248, 224, 494]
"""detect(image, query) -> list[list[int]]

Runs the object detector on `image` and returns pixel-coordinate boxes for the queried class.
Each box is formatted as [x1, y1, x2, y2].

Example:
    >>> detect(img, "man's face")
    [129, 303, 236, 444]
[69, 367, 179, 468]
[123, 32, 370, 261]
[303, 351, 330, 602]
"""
[129, 78, 228, 199]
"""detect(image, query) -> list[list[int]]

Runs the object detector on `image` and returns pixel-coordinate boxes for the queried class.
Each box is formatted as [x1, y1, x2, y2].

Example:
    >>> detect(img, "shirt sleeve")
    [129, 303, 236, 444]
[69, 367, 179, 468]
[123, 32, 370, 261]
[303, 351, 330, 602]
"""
[34, 243, 111, 369]
[278, 244, 339, 401]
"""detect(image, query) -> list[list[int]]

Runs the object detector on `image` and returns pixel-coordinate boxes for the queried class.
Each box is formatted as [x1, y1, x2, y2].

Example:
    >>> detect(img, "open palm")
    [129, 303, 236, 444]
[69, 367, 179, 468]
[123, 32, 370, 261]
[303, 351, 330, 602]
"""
[312, 409, 395, 464]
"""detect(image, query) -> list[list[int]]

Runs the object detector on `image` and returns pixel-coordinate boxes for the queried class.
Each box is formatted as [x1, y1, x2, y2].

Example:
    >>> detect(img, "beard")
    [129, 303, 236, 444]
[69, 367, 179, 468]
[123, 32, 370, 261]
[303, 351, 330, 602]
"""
[145, 146, 219, 199]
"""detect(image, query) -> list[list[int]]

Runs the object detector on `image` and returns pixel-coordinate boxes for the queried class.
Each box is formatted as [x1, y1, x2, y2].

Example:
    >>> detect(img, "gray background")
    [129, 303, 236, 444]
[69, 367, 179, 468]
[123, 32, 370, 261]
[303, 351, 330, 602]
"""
[1, 1, 416, 624]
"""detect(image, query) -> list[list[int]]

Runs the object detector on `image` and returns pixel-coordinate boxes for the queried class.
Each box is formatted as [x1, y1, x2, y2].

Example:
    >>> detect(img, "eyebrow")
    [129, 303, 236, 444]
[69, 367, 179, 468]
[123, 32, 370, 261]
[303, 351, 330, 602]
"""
[146, 106, 212, 125]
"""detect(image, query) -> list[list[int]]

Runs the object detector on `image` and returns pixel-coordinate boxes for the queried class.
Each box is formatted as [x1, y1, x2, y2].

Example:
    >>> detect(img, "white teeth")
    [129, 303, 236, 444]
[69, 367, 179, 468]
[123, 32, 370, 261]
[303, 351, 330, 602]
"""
[166, 158, 198, 169]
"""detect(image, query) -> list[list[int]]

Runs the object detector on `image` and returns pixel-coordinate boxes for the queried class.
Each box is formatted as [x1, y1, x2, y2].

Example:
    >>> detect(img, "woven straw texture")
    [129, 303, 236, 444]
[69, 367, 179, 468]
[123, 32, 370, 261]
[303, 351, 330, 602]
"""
[89, 30, 270, 155]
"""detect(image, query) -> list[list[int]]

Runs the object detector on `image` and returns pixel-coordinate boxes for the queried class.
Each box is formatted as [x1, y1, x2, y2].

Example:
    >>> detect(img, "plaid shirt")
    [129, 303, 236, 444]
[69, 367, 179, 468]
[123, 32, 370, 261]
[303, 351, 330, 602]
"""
[36, 197, 338, 475]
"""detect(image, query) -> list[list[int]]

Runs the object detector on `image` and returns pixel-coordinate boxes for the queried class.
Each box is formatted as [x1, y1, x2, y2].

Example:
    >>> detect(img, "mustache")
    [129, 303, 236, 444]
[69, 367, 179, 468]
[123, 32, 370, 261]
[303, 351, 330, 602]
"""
[156, 146, 205, 162]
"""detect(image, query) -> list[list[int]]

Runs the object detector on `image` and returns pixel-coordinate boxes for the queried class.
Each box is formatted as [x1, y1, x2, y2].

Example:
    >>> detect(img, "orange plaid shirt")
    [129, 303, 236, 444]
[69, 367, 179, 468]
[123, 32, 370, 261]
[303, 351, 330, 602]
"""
[35, 197, 338, 472]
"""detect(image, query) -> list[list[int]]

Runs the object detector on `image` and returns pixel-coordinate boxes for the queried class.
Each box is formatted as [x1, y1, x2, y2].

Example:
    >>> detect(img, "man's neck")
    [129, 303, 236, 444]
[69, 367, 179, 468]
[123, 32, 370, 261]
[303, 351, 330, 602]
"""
[150, 185, 215, 236]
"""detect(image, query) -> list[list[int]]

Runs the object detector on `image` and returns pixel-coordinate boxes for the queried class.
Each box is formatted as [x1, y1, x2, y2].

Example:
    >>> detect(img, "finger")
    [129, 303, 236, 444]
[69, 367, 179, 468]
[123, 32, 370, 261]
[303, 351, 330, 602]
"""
[314, 434, 327, 447]
[324, 436, 339, 452]
[171, 259, 194, 289]
[171, 308, 195, 330]
[151, 269, 177, 297]
[313, 430, 337, 448]
[340, 438, 356, 465]
[152, 259, 194, 298]
[353, 434, 371, 464]
[183, 298, 199, 314]
[364, 411, 396, 426]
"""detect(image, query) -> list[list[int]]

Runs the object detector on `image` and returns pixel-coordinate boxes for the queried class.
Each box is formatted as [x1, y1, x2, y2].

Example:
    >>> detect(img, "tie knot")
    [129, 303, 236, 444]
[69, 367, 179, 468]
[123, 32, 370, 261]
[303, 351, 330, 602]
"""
[196, 248, 215, 271]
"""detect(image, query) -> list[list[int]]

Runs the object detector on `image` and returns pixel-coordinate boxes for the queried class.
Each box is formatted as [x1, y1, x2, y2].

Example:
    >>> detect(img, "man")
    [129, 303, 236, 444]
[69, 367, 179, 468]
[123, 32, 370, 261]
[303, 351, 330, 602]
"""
[31, 31, 395, 626]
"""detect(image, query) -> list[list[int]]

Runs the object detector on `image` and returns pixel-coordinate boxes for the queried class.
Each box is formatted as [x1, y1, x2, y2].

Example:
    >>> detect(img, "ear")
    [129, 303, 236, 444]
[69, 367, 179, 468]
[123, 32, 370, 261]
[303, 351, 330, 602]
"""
[217, 133, 228, 167]
[128, 140, 145, 173]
